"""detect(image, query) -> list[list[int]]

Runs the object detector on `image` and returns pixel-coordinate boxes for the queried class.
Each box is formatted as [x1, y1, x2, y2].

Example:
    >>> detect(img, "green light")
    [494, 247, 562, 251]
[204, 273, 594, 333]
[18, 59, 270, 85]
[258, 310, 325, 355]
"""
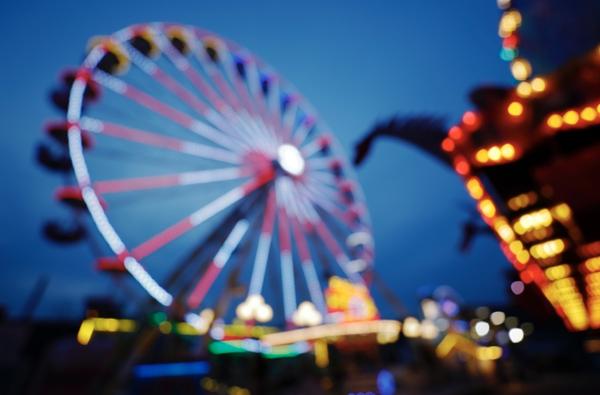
[500, 48, 517, 62]
[150, 311, 167, 325]
[208, 340, 302, 359]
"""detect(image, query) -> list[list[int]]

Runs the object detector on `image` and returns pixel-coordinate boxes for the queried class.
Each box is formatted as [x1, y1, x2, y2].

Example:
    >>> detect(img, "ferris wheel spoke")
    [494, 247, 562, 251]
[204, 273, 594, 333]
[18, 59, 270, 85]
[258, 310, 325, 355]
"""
[294, 190, 363, 284]
[243, 60, 283, 140]
[186, 218, 250, 309]
[275, 180, 297, 323]
[247, 187, 276, 297]
[93, 167, 248, 194]
[81, 117, 241, 164]
[130, 175, 272, 261]
[154, 30, 229, 113]
[290, 216, 327, 316]
[292, 116, 316, 147]
[188, 34, 242, 112]
[93, 70, 244, 152]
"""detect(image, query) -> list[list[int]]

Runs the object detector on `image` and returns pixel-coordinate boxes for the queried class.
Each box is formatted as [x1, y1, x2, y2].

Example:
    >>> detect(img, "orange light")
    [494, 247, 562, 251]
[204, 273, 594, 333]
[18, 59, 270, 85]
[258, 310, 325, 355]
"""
[563, 110, 579, 125]
[507, 101, 524, 116]
[547, 114, 562, 129]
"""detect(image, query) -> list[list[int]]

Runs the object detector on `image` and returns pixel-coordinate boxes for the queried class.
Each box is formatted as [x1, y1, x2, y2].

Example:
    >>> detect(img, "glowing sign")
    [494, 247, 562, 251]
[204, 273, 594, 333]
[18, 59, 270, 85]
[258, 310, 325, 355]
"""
[325, 276, 379, 322]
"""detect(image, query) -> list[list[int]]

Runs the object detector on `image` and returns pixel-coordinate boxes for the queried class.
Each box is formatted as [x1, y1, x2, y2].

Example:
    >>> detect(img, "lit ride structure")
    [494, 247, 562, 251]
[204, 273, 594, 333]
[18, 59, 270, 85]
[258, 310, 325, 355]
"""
[442, 2, 600, 331]
[53, 23, 376, 331]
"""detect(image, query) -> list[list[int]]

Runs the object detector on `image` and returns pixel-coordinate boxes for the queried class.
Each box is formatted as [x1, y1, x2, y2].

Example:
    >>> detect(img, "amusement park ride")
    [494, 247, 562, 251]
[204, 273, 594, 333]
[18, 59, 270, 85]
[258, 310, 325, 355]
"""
[38, 21, 401, 392]
[356, 0, 600, 333]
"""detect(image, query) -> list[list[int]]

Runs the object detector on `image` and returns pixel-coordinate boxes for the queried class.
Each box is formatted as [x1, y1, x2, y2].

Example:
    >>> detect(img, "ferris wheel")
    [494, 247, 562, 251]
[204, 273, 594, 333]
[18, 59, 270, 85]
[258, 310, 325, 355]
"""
[51, 22, 374, 327]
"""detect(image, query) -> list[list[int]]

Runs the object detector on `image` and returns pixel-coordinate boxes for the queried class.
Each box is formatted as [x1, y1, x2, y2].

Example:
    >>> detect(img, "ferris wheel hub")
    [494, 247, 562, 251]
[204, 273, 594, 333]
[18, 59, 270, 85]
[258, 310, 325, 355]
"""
[277, 144, 305, 176]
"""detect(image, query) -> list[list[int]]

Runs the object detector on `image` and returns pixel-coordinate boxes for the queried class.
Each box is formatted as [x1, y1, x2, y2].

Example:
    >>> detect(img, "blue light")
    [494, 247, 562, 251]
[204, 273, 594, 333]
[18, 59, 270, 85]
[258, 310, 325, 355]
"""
[134, 361, 210, 378]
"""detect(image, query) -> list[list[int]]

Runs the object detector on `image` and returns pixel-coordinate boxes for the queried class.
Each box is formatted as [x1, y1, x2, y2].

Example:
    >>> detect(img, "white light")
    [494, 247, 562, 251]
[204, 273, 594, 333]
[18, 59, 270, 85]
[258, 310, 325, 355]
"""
[402, 317, 421, 338]
[277, 144, 305, 176]
[490, 311, 506, 326]
[508, 327, 524, 343]
[474, 321, 490, 337]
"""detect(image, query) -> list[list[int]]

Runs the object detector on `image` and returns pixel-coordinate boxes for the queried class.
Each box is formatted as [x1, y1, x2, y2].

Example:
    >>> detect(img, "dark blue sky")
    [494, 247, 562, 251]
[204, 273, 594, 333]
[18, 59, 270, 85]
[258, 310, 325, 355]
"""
[0, 0, 514, 319]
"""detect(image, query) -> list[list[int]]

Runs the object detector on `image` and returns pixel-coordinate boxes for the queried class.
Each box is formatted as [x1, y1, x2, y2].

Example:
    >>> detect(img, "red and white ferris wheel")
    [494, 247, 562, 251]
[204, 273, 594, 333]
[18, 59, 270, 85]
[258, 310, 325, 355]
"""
[52, 22, 374, 327]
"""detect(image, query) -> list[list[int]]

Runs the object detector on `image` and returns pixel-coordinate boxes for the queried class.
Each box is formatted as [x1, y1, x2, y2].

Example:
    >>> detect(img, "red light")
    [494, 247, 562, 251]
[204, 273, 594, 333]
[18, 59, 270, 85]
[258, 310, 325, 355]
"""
[502, 34, 519, 49]
[441, 138, 455, 152]
[454, 158, 470, 175]
[448, 126, 463, 140]
[462, 111, 479, 127]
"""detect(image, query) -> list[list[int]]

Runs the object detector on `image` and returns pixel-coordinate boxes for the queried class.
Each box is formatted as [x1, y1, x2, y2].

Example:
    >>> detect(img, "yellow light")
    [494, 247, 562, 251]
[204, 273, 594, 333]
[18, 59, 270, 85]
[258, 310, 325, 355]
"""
[475, 149, 488, 163]
[77, 319, 95, 345]
[314, 340, 329, 367]
[476, 346, 503, 361]
[507, 101, 524, 116]
[516, 82, 532, 97]
[466, 177, 484, 199]
[551, 203, 571, 221]
[511, 58, 532, 81]
[159, 321, 172, 334]
[508, 240, 524, 254]
[501, 143, 515, 159]
[402, 317, 421, 338]
[563, 110, 579, 125]
[530, 239, 565, 259]
[507, 192, 537, 211]
[584, 257, 600, 272]
[261, 320, 401, 346]
[488, 146, 502, 161]
[494, 218, 515, 242]
[479, 199, 496, 218]
[547, 114, 563, 129]
[513, 208, 553, 234]
[499, 10, 522, 36]
[516, 250, 530, 264]
[530, 77, 546, 92]
[545, 264, 571, 281]
[581, 107, 597, 122]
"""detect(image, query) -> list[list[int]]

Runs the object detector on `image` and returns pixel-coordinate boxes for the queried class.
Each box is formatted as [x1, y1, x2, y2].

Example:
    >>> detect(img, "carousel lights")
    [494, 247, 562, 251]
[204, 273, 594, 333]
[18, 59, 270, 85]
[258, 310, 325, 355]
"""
[545, 264, 571, 281]
[512, 208, 553, 235]
[584, 257, 600, 272]
[465, 177, 484, 199]
[507, 192, 537, 211]
[546, 103, 600, 131]
[507, 101, 523, 117]
[478, 199, 496, 218]
[530, 239, 565, 259]
[474, 143, 516, 164]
